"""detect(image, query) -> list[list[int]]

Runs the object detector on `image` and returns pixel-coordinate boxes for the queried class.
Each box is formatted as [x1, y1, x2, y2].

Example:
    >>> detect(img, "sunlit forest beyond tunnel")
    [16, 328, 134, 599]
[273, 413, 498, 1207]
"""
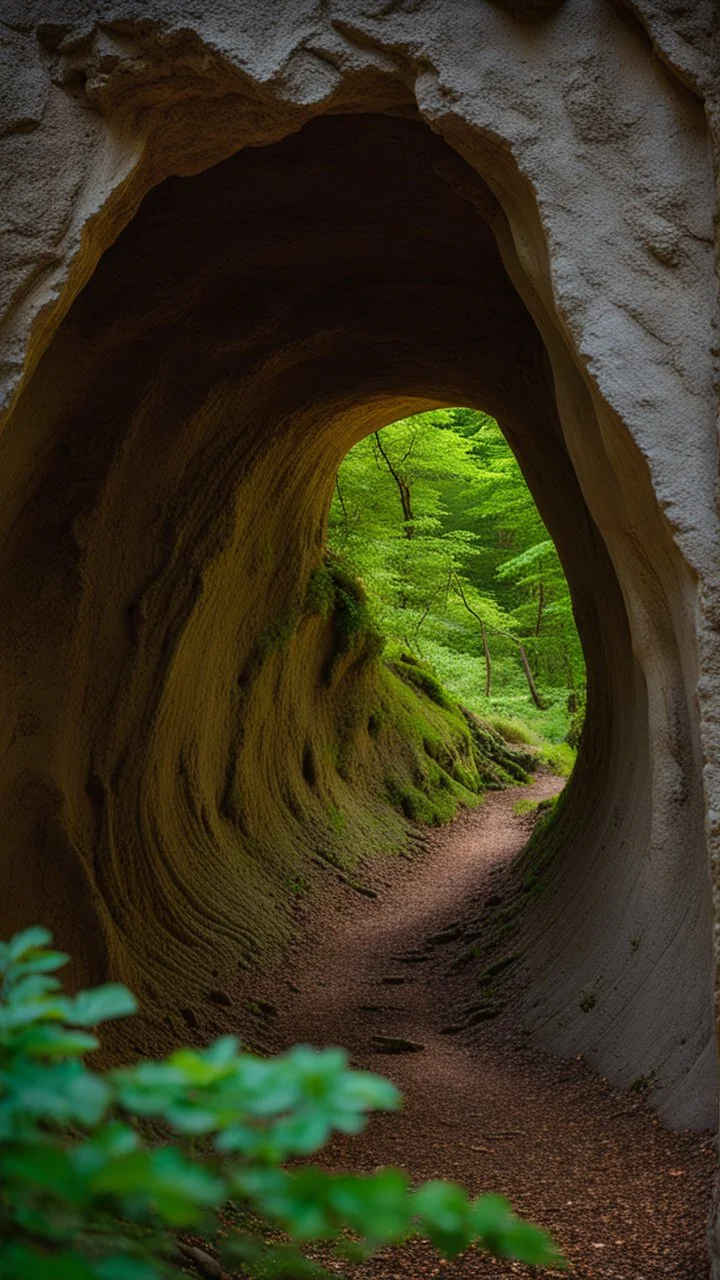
[330, 409, 584, 760]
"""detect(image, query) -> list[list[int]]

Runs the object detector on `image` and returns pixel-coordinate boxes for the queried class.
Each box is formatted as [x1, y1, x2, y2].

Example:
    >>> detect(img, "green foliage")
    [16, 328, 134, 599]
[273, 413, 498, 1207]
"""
[0, 928, 565, 1278]
[537, 742, 576, 778]
[513, 798, 541, 817]
[306, 561, 384, 680]
[486, 716, 540, 747]
[305, 567, 337, 620]
[329, 409, 585, 745]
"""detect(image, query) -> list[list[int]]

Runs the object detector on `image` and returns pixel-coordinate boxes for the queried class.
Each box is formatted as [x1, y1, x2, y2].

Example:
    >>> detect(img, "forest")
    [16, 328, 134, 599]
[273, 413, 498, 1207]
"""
[329, 408, 584, 755]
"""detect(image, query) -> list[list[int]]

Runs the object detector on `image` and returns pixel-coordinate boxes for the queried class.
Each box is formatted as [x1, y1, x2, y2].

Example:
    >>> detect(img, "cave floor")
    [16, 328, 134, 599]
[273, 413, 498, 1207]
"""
[233, 777, 716, 1279]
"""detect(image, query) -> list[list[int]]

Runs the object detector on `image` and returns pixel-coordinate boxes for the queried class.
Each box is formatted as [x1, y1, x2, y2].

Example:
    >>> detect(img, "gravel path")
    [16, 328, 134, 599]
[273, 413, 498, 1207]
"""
[250, 777, 716, 1279]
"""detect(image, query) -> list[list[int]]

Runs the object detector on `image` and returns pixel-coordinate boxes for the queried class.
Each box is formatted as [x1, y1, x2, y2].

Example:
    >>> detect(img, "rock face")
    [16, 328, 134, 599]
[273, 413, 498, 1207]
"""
[2, 0, 720, 1257]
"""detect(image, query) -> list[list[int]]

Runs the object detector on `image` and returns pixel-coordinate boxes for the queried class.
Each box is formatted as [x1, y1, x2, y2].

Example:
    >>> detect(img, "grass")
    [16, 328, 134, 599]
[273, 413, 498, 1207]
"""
[513, 797, 541, 816]
[418, 639, 580, 745]
[537, 741, 575, 777]
[487, 715, 541, 746]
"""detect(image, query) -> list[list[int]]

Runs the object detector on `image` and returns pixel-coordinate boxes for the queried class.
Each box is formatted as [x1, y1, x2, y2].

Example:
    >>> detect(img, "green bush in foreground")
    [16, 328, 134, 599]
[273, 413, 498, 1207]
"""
[0, 928, 565, 1278]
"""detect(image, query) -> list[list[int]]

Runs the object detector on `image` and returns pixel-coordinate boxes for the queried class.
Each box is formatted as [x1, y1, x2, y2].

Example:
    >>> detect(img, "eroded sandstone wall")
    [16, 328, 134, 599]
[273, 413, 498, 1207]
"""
[1, 0, 718, 1171]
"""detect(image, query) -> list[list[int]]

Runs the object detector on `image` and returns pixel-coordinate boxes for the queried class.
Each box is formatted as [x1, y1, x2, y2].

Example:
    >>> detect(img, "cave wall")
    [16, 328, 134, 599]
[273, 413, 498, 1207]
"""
[0, 113, 562, 995]
[2, 0, 720, 1223]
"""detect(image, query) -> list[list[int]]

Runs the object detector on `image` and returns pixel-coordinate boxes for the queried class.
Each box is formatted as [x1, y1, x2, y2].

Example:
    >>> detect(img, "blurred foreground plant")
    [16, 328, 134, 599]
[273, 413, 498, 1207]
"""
[0, 927, 565, 1278]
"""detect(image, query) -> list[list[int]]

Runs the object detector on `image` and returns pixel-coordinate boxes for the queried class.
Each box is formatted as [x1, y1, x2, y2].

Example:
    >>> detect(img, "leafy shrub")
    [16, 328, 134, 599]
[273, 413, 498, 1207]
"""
[0, 927, 564, 1278]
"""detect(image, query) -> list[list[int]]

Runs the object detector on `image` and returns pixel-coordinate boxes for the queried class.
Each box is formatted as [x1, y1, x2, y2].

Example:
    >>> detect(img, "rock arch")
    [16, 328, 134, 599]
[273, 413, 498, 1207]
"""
[2, 0, 719, 1217]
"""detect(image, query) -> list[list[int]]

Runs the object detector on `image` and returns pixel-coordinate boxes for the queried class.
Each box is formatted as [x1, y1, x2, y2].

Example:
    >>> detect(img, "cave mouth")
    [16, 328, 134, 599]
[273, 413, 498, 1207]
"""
[0, 109, 715, 1129]
[330, 406, 585, 754]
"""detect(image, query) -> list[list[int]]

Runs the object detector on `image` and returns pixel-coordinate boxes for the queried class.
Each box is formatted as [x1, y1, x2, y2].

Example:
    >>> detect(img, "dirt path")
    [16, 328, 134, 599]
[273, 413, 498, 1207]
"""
[253, 778, 716, 1279]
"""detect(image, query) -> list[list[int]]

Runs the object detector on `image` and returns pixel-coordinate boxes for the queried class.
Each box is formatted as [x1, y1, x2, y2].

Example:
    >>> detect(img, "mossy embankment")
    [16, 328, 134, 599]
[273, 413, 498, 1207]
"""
[225, 560, 534, 940]
[107, 557, 534, 1046]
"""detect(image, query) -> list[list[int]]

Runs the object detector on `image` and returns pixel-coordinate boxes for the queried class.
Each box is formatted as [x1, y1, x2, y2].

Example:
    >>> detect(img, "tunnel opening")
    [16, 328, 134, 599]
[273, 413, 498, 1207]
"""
[0, 107, 715, 1136]
[329, 406, 585, 758]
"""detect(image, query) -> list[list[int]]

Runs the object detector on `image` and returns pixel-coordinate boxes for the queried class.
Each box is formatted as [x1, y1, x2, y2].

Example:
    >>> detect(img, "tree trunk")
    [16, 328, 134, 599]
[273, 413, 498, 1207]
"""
[398, 478, 414, 534]
[335, 475, 348, 521]
[535, 581, 545, 636]
[519, 644, 547, 709]
[374, 431, 414, 536]
[481, 621, 492, 698]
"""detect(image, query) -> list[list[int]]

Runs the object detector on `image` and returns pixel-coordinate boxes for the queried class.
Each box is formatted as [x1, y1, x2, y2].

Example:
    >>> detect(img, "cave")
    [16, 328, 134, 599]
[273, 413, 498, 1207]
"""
[2, 0, 719, 1240]
[3, 101, 716, 1129]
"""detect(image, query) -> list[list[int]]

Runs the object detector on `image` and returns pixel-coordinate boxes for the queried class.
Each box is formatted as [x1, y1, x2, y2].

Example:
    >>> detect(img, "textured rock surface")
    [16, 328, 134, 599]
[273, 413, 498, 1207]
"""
[1, 0, 719, 1256]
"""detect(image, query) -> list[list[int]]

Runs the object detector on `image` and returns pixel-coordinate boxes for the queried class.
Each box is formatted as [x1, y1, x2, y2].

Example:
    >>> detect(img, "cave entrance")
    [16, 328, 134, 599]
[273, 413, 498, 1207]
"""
[330, 406, 584, 760]
[0, 109, 715, 1133]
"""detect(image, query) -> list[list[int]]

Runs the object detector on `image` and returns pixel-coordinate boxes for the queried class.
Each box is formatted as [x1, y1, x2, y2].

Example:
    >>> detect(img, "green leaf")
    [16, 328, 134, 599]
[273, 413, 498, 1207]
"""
[501, 1218, 567, 1267]
[0, 1247, 95, 1280]
[0, 996, 72, 1033]
[89, 1150, 154, 1196]
[1, 1060, 109, 1128]
[164, 1104, 219, 1135]
[90, 1147, 225, 1228]
[7, 927, 53, 960]
[471, 1192, 515, 1236]
[326, 1168, 411, 1242]
[270, 1109, 332, 1157]
[14, 950, 70, 976]
[70, 985, 138, 1026]
[204, 1034, 242, 1065]
[471, 1194, 566, 1267]
[18, 1026, 100, 1057]
[337, 1070, 399, 1112]
[164, 1046, 233, 1087]
[7, 974, 63, 1003]
[413, 1180, 473, 1257]
[2, 1143, 89, 1204]
[74, 1122, 140, 1169]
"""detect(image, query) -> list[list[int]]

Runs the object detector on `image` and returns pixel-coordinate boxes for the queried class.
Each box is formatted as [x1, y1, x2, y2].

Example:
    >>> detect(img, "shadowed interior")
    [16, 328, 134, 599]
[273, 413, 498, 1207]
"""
[0, 112, 714, 1127]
